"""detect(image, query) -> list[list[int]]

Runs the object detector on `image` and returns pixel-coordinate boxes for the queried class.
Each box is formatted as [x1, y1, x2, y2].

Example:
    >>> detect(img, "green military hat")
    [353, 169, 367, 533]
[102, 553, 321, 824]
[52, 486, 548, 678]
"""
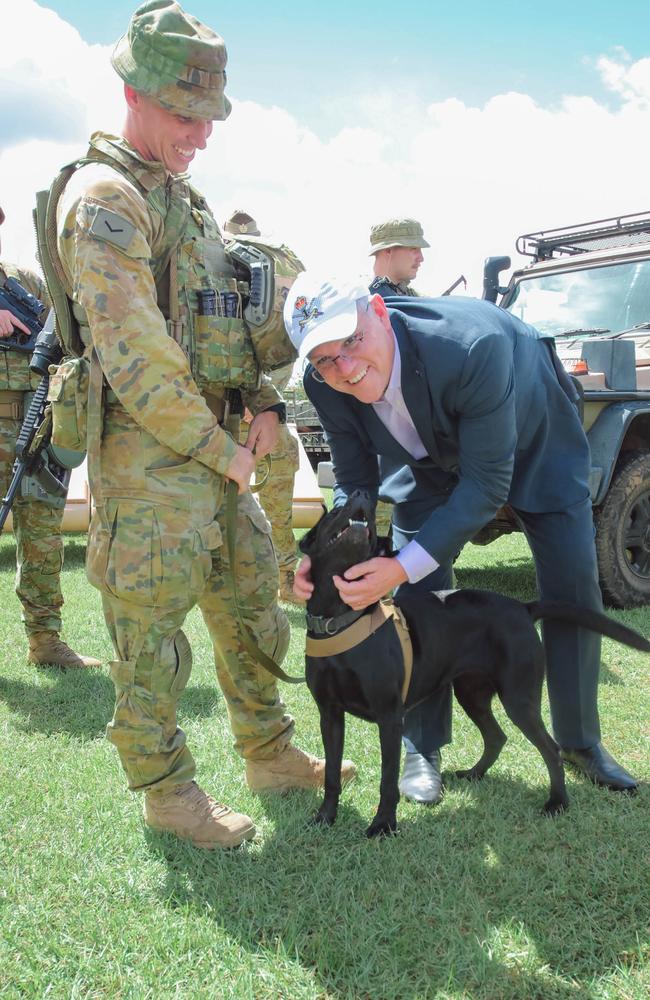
[369, 217, 430, 255]
[111, 0, 231, 121]
[223, 210, 261, 237]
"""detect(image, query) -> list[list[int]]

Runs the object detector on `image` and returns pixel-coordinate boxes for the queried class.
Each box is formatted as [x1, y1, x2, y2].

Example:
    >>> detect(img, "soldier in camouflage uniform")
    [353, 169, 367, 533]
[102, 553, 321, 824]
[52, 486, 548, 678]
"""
[368, 217, 429, 298]
[49, 1, 354, 849]
[224, 211, 300, 604]
[0, 206, 100, 669]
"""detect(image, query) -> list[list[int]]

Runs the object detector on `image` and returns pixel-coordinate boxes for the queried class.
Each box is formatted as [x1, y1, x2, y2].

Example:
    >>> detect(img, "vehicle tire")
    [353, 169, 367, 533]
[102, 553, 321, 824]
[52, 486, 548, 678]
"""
[594, 449, 650, 608]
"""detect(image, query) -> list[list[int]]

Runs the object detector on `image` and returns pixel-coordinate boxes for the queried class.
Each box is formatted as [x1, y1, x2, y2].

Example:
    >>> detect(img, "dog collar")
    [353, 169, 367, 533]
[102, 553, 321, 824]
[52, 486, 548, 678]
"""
[305, 600, 413, 703]
[305, 607, 364, 636]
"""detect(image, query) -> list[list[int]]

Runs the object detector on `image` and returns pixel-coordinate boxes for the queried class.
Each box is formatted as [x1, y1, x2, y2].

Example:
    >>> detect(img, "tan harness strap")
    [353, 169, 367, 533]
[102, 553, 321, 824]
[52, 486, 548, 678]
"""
[305, 599, 413, 703]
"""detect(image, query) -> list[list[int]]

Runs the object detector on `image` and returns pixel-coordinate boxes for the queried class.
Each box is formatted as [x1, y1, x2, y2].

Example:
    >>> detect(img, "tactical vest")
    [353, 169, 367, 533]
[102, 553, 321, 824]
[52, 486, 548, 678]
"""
[35, 133, 260, 393]
[369, 276, 419, 298]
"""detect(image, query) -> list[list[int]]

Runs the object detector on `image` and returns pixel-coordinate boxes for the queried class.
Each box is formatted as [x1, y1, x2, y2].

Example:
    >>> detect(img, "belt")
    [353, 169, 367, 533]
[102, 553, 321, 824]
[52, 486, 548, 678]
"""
[203, 391, 226, 423]
[0, 389, 24, 420]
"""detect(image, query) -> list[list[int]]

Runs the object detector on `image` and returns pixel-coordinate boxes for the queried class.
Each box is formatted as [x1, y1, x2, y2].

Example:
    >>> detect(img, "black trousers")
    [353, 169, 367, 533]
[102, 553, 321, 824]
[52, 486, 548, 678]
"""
[393, 497, 603, 755]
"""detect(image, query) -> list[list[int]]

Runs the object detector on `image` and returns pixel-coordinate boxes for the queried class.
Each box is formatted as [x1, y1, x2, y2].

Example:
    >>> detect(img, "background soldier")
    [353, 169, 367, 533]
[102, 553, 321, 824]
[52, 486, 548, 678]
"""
[0, 205, 100, 669]
[224, 210, 300, 604]
[45, 1, 354, 850]
[368, 217, 430, 297]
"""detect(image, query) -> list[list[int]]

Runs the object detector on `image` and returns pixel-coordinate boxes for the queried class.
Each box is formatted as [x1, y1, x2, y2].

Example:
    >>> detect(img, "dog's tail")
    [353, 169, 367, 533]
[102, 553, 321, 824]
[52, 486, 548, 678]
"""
[527, 601, 650, 652]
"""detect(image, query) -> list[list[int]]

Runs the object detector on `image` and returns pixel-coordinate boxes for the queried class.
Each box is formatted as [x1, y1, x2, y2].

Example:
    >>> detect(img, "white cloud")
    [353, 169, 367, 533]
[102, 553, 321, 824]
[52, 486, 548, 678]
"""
[1, 1, 650, 303]
[597, 47, 650, 105]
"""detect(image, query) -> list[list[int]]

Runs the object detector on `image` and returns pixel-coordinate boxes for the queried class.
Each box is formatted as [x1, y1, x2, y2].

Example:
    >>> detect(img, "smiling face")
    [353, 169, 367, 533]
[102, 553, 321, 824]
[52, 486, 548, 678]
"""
[123, 85, 214, 174]
[308, 295, 395, 403]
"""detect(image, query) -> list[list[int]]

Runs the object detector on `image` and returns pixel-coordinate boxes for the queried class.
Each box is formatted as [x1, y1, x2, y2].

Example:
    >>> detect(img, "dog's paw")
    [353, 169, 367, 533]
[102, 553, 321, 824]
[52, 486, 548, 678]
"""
[542, 797, 569, 817]
[454, 767, 485, 782]
[365, 817, 398, 838]
[309, 810, 335, 828]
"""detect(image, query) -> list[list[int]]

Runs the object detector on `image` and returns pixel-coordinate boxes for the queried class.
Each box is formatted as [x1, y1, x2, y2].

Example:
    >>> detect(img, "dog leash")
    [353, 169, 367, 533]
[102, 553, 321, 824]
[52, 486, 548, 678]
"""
[305, 600, 413, 703]
[225, 476, 305, 684]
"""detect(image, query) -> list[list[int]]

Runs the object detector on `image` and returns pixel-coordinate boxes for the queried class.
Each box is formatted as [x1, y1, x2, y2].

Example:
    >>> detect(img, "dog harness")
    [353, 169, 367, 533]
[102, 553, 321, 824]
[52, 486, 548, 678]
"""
[305, 600, 414, 702]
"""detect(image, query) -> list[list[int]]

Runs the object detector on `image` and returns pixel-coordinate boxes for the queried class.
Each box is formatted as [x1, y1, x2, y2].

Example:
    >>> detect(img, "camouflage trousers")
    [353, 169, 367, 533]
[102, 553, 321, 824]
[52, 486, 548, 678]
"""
[0, 410, 65, 635]
[243, 422, 299, 574]
[87, 406, 293, 794]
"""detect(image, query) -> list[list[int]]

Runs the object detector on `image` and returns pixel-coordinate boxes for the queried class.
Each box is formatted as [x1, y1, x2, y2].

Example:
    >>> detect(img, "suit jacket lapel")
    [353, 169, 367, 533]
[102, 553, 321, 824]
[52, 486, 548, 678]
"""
[393, 322, 442, 467]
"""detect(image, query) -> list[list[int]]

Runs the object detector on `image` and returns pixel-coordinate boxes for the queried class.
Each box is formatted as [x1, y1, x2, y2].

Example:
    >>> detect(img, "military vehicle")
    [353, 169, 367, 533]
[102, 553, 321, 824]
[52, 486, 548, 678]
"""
[285, 389, 330, 469]
[483, 211, 650, 607]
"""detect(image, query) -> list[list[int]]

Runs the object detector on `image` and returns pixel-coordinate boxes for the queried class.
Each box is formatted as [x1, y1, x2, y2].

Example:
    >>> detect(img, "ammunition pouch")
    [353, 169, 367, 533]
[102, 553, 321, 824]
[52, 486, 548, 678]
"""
[194, 314, 259, 391]
[226, 238, 304, 372]
[47, 355, 89, 453]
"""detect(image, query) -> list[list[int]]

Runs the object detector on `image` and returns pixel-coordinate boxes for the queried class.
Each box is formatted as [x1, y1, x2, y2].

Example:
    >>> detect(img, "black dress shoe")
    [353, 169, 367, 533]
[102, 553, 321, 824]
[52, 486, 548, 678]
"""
[561, 742, 639, 792]
[399, 751, 443, 805]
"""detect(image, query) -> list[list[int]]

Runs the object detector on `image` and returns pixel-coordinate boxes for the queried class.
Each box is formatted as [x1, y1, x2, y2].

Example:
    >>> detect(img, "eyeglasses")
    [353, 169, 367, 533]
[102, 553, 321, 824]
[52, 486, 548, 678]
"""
[310, 330, 365, 377]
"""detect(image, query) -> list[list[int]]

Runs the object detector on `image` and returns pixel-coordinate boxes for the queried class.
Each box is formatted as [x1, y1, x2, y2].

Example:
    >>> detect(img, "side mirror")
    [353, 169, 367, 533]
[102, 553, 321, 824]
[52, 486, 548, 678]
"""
[482, 256, 511, 303]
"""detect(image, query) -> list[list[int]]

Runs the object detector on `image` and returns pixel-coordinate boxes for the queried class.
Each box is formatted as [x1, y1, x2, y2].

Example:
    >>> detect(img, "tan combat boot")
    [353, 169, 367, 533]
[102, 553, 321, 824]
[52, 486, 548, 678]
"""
[278, 569, 301, 605]
[27, 631, 101, 668]
[246, 743, 357, 793]
[144, 781, 256, 849]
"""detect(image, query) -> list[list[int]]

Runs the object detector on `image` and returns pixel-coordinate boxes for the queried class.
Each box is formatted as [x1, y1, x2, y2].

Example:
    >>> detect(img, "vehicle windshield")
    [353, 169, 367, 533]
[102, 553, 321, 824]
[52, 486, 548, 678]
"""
[504, 258, 650, 338]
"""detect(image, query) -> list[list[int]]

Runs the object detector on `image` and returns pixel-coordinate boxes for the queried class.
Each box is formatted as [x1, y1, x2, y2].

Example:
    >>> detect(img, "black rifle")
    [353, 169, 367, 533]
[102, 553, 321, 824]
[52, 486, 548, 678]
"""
[0, 311, 69, 532]
[0, 275, 45, 354]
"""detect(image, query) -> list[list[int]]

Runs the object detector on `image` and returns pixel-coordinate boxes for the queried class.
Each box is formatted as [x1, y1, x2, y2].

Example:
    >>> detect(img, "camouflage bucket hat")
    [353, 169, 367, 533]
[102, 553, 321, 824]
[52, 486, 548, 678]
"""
[111, 0, 231, 120]
[369, 217, 430, 254]
[224, 210, 261, 237]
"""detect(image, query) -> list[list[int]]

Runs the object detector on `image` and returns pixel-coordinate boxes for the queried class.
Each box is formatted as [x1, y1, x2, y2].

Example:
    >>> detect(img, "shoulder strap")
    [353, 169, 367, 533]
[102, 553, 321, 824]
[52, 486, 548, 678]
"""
[34, 141, 192, 357]
[34, 161, 87, 357]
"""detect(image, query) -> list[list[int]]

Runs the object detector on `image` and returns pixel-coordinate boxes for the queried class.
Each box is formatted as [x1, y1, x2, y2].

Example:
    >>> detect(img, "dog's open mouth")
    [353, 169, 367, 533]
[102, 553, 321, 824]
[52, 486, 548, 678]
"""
[327, 516, 369, 547]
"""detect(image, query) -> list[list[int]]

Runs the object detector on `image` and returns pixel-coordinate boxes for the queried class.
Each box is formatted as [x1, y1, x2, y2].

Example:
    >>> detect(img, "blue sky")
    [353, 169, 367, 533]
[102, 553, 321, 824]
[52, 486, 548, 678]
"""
[43, 0, 650, 134]
[3, 1, 650, 296]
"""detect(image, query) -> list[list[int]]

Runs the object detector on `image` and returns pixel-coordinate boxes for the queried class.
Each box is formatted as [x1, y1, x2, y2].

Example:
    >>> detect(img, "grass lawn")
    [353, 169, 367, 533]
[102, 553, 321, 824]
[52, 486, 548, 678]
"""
[0, 528, 648, 999]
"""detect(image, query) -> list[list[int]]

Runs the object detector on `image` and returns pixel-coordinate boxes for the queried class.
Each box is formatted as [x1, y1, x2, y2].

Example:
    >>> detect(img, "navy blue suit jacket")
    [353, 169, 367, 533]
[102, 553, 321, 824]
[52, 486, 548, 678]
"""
[305, 296, 591, 566]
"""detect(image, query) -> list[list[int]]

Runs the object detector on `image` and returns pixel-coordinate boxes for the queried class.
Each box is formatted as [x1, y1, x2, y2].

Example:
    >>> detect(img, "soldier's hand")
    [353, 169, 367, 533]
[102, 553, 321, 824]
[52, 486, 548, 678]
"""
[0, 309, 30, 338]
[245, 410, 280, 458]
[225, 445, 256, 494]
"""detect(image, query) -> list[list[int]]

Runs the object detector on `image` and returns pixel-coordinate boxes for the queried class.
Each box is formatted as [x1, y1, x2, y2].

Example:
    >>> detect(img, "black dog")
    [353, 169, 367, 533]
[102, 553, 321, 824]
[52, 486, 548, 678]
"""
[299, 491, 650, 837]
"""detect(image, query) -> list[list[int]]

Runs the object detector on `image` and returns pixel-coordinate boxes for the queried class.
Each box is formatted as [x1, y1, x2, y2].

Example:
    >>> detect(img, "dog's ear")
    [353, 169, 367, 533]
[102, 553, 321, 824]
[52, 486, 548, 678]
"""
[299, 526, 316, 556]
[299, 512, 325, 556]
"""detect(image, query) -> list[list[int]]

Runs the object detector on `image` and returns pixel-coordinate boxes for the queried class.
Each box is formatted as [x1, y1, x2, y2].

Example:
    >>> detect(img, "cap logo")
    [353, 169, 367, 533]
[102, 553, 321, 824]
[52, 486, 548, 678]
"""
[294, 295, 323, 331]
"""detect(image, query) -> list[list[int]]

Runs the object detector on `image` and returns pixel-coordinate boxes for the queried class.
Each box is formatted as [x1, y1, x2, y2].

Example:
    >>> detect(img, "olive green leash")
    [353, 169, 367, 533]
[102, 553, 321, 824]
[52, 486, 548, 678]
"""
[225, 471, 305, 685]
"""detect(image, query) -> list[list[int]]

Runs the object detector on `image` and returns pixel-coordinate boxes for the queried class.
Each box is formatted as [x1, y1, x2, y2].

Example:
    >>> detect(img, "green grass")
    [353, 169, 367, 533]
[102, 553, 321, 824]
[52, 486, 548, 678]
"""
[0, 530, 649, 999]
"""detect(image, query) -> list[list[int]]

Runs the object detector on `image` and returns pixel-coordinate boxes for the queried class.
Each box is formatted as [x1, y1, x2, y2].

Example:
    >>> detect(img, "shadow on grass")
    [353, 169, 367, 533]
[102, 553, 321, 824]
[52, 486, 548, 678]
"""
[0, 668, 115, 739]
[455, 560, 538, 601]
[144, 769, 648, 999]
[60, 536, 89, 570]
[0, 668, 226, 739]
[0, 536, 87, 571]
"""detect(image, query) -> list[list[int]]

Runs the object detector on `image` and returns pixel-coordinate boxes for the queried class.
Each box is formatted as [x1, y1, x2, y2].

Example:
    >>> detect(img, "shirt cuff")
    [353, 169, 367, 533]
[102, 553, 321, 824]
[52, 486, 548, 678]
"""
[396, 540, 439, 584]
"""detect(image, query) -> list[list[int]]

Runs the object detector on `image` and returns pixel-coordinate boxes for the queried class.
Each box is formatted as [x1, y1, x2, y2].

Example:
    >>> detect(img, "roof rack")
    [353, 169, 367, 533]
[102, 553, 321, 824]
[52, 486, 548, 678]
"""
[517, 211, 650, 260]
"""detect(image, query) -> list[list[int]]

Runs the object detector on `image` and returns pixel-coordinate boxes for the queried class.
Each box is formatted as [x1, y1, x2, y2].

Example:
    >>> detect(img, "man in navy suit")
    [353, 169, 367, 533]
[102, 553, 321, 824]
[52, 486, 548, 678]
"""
[285, 272, 638, 803]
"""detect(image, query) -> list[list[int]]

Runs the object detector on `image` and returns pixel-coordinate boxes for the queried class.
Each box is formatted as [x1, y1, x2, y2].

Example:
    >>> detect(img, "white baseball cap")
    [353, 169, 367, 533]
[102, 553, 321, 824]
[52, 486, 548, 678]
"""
[283, 271, 370, 360]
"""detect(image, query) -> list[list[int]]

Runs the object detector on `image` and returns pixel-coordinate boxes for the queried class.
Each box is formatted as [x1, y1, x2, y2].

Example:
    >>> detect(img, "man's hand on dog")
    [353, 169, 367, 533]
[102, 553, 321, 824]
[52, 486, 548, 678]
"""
[294, 555, 408, 608]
